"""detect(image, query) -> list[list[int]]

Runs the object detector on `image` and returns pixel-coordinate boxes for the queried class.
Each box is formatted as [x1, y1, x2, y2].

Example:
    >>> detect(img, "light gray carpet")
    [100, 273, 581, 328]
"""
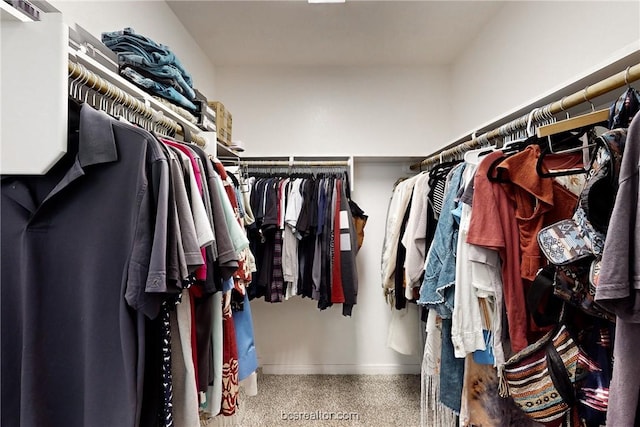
[235, 373, 421, 427]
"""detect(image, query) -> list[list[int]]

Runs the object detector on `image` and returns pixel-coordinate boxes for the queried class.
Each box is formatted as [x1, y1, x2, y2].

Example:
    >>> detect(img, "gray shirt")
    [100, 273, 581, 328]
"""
[596, 120, 640, 321]
[1, 104, 169, 426]
[165, 145, 204, 276]
[157, 141, 187, 286]
[595, 117, 640, 427]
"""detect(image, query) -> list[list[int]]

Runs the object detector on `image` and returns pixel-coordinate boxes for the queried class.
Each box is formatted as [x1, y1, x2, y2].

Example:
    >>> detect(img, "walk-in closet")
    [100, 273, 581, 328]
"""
[2, 1, 639, 426]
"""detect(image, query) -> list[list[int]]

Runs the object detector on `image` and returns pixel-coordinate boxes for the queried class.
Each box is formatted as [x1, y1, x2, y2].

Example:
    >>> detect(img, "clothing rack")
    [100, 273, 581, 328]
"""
[410, 63, 640, 171]
[68, 60, 208, 148]
[240, 160, 350, 167]
[240, 157, 355, 191]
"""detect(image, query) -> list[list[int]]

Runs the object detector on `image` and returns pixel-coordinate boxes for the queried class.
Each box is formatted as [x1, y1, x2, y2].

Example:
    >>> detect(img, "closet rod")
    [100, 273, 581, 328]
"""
[68, 60, 208, 148]
[410, 63, 640, 171]
[240, 160, 350, 167]
[240, 158, 355, 192]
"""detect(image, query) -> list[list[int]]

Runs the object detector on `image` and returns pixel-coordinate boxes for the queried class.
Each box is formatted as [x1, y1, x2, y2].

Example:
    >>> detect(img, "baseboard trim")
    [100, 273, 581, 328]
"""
[259, 364, 421, 375]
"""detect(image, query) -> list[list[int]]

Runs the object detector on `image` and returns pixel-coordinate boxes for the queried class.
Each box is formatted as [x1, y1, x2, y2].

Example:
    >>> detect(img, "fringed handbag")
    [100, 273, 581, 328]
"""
[501, 321, 586, 424]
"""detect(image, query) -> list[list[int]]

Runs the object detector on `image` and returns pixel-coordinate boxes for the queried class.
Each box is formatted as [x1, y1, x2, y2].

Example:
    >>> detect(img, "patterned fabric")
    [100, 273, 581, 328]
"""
[538, 129, 627, 266]
[575, 322, 614, 427]
[428, 179, 445, 219]
[160, 301, 175, 427]
[537, 130, 626, 321]
[553, 174, 587, 197]
[220, 289, 239, 416]
[553, 261, 615, 322]
[588, 260, 600, 288]
[538, 212, 604, 266]
[269, 230, 284, 302]
[608, 87, 640, 129]
[460, 356, 540, 427]
[503, 325, 585, 423]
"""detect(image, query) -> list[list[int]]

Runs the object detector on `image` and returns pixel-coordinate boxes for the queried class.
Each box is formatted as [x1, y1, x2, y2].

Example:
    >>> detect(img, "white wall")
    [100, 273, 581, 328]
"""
[216, 66, 444, 373]
[50, 0, 217, 98]
[214, 65, 451, 157]
[450, 0, 640, 140]
[251, 159, 422, 374]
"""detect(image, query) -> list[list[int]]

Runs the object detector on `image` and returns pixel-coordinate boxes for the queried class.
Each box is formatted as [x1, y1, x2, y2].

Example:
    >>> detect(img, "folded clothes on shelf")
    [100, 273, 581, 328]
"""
[121, 67, 197, 111]
[102, 27, 197, 111]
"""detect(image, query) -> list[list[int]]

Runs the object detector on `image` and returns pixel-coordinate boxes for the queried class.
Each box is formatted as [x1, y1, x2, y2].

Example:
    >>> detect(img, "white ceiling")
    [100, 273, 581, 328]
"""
[167, 1, 505, 67]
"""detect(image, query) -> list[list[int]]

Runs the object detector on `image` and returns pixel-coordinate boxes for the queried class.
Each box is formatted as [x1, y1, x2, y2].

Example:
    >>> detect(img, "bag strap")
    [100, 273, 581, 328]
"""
[527, 266, 564, 327]
[545, 332, 576, 407]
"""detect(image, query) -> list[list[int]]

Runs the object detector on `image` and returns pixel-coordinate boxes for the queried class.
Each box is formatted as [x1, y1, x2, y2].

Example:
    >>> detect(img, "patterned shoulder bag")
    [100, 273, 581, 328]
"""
[500, 307, 587, 425]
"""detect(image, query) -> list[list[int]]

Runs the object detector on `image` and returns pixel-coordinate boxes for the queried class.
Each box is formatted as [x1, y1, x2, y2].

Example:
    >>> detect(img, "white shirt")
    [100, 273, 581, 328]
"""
[381, 175, 420, 293]
[401, 172, 431, 295]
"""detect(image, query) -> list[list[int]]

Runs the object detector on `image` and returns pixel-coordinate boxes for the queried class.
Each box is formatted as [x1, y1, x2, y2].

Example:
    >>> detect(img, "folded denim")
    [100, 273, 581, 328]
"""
[130, 65, 185, 95]
[103, 37, 177, 66]
[102, 30, 190, 79]
[102, 28, 195, 97]
[121, 67, 197, 112]
[117, 55, 196, 100]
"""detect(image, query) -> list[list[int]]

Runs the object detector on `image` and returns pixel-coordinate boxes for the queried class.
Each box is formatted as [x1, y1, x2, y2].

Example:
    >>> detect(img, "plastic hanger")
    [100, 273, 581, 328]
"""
[463, 140, 495, 164]
[487, 109, 543, 183]
[501, 108, 540, 154]
[429, 159, 461, 181]
[536, 88, 609, 138]
[535, 91, 603, 178]
[536, 127, 596, 178]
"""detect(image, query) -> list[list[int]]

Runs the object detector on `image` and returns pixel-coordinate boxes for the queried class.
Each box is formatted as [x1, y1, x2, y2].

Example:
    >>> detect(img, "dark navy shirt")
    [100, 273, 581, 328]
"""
[1, 104, 169, 427]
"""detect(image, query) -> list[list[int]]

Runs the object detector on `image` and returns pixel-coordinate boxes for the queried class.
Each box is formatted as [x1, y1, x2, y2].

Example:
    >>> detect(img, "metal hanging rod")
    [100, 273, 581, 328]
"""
[410, 63, 640, 171]
[68, 60, 208, 148]
[240, 158, 355, 192]
[240, 160, 350, 167]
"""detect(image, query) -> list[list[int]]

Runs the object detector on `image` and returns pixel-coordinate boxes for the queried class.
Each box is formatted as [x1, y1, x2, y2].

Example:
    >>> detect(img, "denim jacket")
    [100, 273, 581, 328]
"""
[418, 163, 465, 318]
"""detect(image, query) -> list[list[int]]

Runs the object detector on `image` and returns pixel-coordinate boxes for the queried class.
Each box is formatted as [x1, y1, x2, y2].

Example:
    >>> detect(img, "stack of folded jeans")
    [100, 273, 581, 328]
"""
[102, 27, 197, 112]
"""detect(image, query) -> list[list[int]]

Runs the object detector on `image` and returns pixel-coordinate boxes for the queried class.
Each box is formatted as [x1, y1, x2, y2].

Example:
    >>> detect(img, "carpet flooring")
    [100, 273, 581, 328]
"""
[234, 373, 421, 427]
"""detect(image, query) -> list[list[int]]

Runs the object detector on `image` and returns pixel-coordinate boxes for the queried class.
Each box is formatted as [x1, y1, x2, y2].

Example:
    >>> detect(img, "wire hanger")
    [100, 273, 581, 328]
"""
[625, 66, 632, 89]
